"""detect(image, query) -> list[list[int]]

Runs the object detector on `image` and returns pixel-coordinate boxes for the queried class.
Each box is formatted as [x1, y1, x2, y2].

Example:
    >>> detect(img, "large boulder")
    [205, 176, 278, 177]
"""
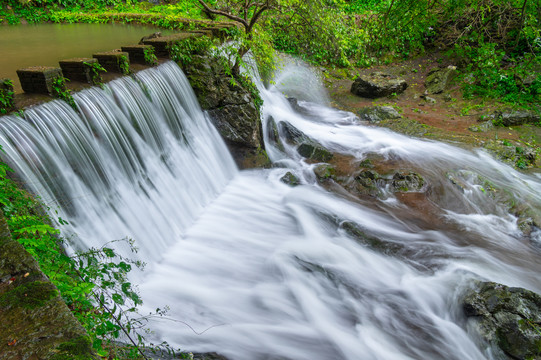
[463, 282, 541, 360]
[425, 66, 457, 94]
[358, 105, 402, 123]
[350, 72, 408, 98]
[182, 55, 263, 167]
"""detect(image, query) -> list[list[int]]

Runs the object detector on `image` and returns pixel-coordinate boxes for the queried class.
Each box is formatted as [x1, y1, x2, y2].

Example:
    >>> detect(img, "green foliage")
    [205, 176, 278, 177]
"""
[119, 55, 131, 75]
[51, 76, 77, 110]
[143, 47, 158, 66]
[169, 36, 215, 66]
[0, 79, 15, 115]
[84, 61, 106, 85]
[453, 42, 541, 106]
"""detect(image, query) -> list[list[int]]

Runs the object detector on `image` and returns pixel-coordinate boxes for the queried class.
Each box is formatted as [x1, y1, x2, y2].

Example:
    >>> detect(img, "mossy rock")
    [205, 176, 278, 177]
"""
[183, 55, 263, 149]
[280, 171, 300, 186]
[298, 142, 334, 162]
[358, 105, 401, 123]
[425, 66, 457, 94]
[463, 282, 541, 360]
[341, 221, 405, 255]
[314, 164, 336, 181]
[266, 116, 285, 152]
[390, 172, 425, 192]
[0, 281, 58, 310]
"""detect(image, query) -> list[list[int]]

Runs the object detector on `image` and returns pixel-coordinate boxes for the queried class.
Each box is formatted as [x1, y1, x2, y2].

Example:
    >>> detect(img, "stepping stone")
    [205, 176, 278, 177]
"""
[16, 66, 63, 95]
[59, 58, 100, 84]
[93, 51, 130, 74]
[121, 45, 156, 65]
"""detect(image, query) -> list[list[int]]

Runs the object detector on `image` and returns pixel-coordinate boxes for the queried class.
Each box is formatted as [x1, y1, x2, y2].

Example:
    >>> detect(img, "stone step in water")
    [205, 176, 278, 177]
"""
[16, 66, 63, 95]
[92, 51, 130, 74]
[121, 45, 155, 65]
[59, 57, 101, 84]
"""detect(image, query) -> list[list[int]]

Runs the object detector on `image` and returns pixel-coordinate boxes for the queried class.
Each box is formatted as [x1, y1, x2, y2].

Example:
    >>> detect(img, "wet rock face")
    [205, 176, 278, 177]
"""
[279, 121, 308, 144]
[350, 72, 407, 98]
[358, 105, 402, 123]
[463, 281, 541, 360]
[183, 55, 262, 149]
[425, 66, 457, 94]
[345, 169, 426, 198]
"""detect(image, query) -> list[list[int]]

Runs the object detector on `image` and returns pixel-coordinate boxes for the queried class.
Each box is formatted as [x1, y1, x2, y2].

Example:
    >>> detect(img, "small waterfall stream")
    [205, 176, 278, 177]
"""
[1, 60, 540, 359]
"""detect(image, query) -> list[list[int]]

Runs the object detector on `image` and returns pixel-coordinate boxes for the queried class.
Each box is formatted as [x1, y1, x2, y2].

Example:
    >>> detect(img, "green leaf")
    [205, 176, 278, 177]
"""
[112, 293, 125, 305]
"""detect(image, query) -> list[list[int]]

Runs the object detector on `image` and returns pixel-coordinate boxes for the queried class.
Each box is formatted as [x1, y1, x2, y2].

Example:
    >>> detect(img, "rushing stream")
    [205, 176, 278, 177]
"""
[0, 60, 540, 359]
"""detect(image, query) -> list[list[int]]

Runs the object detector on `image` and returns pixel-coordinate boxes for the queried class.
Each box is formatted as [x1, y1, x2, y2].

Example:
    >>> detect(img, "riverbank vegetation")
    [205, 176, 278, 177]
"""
[1, 0, 539, 108]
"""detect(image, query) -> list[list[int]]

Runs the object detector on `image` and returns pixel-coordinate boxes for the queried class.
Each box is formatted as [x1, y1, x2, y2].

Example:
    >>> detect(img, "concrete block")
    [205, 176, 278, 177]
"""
[121, 45, 155, 65]
[93, 51, 130, 74]
[16, 66, 63, 95]
[59, 57, 100, 84]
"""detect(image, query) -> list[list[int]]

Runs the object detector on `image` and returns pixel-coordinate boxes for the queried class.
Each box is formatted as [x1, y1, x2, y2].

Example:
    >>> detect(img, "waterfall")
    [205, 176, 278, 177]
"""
[1, 60, 541, 359]
[0, 62, 236, 259]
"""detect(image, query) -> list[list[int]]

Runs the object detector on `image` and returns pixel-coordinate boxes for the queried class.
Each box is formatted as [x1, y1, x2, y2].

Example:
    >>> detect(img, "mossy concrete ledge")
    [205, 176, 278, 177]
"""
[0, 210, 96, 360]
[142, 32, 204, 57]
[59, 58, 100, 84]
[93, 51, 130, 74]
[16, 66, 63, 95]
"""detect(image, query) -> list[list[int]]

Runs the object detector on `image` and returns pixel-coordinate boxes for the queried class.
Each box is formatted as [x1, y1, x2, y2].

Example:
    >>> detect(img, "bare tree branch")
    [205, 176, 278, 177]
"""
[197, 0, 249, 28]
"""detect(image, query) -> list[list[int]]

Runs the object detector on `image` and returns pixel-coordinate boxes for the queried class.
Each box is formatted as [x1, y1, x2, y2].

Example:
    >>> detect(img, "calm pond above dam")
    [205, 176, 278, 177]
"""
[0, 23, 174, 92]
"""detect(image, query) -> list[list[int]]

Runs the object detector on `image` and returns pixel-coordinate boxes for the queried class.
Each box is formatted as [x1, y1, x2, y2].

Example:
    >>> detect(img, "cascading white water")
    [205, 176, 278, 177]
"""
[0, 62, 236, 260]
[1, 60, 541, 359]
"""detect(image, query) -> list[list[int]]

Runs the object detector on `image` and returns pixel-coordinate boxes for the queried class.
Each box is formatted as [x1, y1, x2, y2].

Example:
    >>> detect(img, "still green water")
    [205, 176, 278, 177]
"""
[0, 23, 173, 92]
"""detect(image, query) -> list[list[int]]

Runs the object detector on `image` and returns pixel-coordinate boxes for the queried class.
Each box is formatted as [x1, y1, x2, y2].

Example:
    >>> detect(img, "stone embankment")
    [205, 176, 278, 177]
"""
[0, 210, 96, 359]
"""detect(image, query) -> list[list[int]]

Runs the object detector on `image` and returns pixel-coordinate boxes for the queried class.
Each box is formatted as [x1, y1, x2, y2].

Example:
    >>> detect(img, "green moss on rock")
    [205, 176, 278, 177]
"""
[50, 335, 94, 360]
[0, 281, 58, 310]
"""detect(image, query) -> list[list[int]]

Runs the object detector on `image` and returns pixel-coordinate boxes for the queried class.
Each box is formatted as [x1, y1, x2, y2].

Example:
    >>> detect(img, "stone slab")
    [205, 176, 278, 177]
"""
[93, 51, 130, 74]
[121, 45, 155, 65]
[59, 57, 98, 83]
[16, 66, 63, 95]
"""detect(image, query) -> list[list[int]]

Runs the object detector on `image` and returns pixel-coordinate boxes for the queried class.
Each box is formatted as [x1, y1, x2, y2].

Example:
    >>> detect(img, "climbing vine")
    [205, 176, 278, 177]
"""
[51, 76, 77, 110]
[119, 55, 131, 75]
[143, 47, 158, 66]
[84, 61, 106, 85]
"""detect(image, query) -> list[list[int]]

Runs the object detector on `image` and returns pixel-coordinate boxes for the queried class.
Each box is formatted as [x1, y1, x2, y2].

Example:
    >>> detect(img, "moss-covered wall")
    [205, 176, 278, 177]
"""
[0, 210, 96, 360]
